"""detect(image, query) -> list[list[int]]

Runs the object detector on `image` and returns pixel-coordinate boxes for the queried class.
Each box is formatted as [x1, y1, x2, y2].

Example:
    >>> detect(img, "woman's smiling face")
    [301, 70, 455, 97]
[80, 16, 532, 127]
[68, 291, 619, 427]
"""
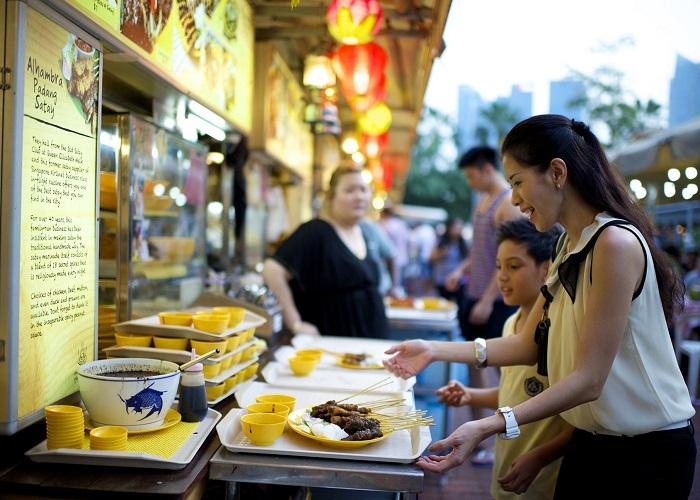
[503, 154, 561, 231]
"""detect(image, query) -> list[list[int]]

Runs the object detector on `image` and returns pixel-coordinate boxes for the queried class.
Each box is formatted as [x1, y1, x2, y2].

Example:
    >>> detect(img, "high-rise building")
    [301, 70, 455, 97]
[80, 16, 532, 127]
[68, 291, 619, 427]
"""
[456, 85, 484, 152]
[549, 79, 587, 121]
[508, 85, 533, 122]
[669, 55, 700, 127]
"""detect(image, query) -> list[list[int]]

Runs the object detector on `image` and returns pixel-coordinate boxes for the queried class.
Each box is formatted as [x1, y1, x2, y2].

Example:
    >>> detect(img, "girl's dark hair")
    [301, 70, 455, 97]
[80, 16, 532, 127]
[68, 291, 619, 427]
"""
[438, 218, 468, 258]
[501, 114, 682, 322]
[497, 219, 562, 264]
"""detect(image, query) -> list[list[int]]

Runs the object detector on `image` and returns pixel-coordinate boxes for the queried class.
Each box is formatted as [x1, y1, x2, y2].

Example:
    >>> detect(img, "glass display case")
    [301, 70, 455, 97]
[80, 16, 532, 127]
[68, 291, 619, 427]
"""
[98, 114, 208, 345]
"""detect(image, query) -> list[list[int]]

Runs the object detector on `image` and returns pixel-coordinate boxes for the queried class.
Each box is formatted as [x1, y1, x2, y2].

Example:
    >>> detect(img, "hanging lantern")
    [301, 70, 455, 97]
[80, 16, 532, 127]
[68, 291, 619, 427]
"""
[327, 0, 383, 45]
[360, 132, 388, 159]
[358, 102, 392, 136]
[303, 54, 336, 89]
[332, 43, 387, 109]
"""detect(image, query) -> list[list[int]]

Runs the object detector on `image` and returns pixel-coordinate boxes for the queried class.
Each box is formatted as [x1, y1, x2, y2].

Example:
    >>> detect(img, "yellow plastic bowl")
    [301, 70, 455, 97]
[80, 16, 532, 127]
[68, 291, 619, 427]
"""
[114, 333, 152, 347]
[241, 346, 257, 362]
[158, 312, 193, 326]
[240, 413, 286, 445]
[153, 336, 189, 350]
[256, 393, 296, 411]
[246, 402, 290, 418]
[224, 373, 240, 391]
[45, 405, 84, 419]
[221, 356, 234, 370]
[90, 425, 128, 440]
[229, 351, 243, 365]
[202, 361, 223, 379]
[190, 339, 228, 356]
[295, 349, 322, 362]
[227, 335, 242, 352]
[245, 362, 260, 379]
[193, 314, 230, 334]
[206, 382, 226, 401]
[213, 307, 246, 328]
[240, 328, 255, 342]
[289, 356, 317, 376]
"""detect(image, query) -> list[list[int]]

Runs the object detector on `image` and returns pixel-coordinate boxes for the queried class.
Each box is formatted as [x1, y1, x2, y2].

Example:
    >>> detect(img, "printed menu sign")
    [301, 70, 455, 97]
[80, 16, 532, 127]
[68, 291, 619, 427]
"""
[17, 8, 98, 418]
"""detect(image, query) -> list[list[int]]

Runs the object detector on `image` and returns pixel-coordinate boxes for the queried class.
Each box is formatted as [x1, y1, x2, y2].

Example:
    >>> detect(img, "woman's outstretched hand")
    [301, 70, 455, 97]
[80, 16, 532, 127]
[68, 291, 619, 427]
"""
[436, 380, 471, 407]
[383, 340, 434, 379]
[416, 420, 485, 473]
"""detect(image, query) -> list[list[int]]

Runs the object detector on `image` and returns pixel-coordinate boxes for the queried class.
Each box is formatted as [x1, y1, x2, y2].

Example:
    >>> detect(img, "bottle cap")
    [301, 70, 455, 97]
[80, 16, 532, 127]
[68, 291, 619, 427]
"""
[185, 349, 203, 372]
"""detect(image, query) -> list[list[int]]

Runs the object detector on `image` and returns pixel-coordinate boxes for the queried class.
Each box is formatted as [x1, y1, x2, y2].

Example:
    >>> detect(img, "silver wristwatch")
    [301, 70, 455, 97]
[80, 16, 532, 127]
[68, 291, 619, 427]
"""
[496, 406, 520, 439]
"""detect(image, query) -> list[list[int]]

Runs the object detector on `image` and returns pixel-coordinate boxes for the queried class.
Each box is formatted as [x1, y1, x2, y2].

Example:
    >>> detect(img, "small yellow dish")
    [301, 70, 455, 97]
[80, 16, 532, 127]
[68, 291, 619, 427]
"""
[202, 361, 223, 379]
[227, 335, 242, 352]
[90, 425, 128, 451]
[213, 307, 246, 328]
[229, 351, 243, 365]
[158, 312, 193, 326]
[239, 328, 256, 342]
[206, 382, 226, 401]
[244, 362, 260, 380]
[114, 333, 152, 347]
[193, 314, 230, 334]
[241, 345, 257, 362]
[153, 336, 189, 350]
[246, 402, 290, 418]
[190, 339, 228, 356]
[289, 356, 317, 376]
[295, 349, 322, 362]
[256, 393, 296, 411]
[240, 413, 286, 445]
[221, 356, 234, 370]
[224, 373, 240, 391]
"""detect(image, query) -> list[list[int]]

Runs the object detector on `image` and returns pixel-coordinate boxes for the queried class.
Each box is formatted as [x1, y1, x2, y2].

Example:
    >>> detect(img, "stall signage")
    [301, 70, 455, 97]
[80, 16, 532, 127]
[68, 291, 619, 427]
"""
[72, 0, 120, 30]
[17, 8, 98, 418]
[265, 51, 314, 179]
[66, 0, 253, 133]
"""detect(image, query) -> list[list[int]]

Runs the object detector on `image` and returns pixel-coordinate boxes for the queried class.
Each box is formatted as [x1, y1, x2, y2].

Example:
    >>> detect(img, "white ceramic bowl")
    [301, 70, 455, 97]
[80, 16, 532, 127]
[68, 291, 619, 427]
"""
[78, 358, 180, 431]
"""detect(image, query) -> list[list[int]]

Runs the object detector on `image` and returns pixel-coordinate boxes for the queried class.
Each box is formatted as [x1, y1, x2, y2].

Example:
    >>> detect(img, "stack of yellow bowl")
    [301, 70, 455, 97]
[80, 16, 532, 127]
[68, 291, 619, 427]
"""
[246, 402, 290, 418]
[213, 307, 246, 328]
[158, 312, 193, 326]
[206, 382, 226, 401]
[89, 426, 128, 451]
[244, 362, 260, 380]
[224, 372, 240, 392]
[45, 405, 85, 450]
[256, 393, 297, 411]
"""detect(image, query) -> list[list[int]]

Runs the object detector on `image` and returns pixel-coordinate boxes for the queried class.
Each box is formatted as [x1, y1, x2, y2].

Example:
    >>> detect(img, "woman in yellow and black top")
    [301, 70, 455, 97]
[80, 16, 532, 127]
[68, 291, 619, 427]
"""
[384, 115, 695, 499]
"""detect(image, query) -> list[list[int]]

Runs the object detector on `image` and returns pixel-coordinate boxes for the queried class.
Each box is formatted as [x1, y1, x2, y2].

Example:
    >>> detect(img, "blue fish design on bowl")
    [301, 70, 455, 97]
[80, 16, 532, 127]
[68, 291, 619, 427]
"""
[79, 358, 180, 431]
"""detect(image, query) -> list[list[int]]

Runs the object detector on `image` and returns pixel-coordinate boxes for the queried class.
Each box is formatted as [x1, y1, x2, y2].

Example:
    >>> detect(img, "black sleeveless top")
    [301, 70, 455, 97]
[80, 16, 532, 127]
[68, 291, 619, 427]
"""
[273, 219, 388, 338]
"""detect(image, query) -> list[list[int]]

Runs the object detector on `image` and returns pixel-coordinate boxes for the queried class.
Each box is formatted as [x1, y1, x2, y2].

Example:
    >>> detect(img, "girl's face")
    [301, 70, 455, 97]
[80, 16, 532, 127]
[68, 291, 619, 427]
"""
[329, 172, 370, 221]
[496, 240, 548, 307]
[447, 220, 463, 239]
[503, 154, 561, 231]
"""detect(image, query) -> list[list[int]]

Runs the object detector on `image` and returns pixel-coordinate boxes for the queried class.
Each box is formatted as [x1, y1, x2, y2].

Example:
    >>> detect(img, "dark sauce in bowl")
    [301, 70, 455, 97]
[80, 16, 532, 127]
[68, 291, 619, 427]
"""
[101, 370, 163, 378]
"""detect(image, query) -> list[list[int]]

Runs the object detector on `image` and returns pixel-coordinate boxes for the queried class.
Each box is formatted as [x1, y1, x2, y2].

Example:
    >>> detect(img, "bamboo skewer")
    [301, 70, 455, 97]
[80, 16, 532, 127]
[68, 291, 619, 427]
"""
[336, 377, 394, 403]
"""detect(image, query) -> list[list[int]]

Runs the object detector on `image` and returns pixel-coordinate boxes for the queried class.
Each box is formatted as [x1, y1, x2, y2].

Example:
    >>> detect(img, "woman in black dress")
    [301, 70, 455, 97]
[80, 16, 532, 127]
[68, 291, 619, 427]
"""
[262, 166, 388, 338]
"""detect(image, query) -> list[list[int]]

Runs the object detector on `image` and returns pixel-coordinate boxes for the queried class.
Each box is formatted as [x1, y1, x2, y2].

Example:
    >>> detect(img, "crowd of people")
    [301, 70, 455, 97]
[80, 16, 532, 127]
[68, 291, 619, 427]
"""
[263, 114, 697, 499]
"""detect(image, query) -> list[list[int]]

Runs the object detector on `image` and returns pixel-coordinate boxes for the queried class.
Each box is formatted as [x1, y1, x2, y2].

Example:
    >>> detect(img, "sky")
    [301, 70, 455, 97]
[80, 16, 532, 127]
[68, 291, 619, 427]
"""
[424, 0, 700, 121]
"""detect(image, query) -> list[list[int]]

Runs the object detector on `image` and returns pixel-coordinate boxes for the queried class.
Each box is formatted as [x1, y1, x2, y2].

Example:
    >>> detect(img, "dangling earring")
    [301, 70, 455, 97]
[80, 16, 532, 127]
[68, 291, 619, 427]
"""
[555, 182, 561, 190]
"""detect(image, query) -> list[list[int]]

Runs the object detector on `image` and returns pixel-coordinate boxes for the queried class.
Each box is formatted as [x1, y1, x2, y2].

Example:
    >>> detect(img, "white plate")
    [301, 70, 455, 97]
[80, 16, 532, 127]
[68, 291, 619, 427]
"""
[26, 408, 221, 470]
[384, 306, 457, 322]
[291, 335, 400, 358]
[217, 408, 431, 464]
[113, 308, 266, 341]
[103, 339, 257, 365]
[262, 361, 414, 394]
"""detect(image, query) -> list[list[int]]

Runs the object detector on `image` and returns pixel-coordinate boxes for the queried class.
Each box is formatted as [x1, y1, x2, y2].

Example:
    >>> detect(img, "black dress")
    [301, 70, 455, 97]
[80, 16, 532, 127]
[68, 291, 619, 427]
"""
[272, 219, 388, 338]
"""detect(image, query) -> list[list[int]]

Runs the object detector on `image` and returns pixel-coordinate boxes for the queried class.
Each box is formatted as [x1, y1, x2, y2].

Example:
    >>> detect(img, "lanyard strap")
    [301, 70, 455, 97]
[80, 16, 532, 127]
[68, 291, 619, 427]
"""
[535, 285, 554, 376]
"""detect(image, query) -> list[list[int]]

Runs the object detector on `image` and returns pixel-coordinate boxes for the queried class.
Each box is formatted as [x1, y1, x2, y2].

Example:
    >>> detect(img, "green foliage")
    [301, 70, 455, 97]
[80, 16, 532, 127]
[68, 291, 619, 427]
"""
[404, 107, 472, 220]
[478, 101, 519, 147]
[567, 40, 662, 149]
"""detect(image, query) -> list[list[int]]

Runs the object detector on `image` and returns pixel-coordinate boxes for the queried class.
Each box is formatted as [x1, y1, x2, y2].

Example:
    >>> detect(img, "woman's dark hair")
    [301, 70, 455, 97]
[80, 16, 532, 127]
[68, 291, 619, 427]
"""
[438, 218, 468, 258]
[501, 114, 682, 322]
[497, 219, 562, 264]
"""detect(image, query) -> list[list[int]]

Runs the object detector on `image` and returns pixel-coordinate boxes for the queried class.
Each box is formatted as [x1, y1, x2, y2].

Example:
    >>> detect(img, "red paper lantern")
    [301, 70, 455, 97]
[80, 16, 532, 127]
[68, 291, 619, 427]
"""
[332, 43, 387, 110]
[360, 132, 388, 159]
[327, 0, 383, 45]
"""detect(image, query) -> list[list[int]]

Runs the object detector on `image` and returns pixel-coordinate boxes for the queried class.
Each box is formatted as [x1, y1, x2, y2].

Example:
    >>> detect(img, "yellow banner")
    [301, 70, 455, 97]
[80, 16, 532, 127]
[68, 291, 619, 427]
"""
[71, 0, 120, 31]
[18, 8, 97, 418]
[67, 0, 253, 133]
